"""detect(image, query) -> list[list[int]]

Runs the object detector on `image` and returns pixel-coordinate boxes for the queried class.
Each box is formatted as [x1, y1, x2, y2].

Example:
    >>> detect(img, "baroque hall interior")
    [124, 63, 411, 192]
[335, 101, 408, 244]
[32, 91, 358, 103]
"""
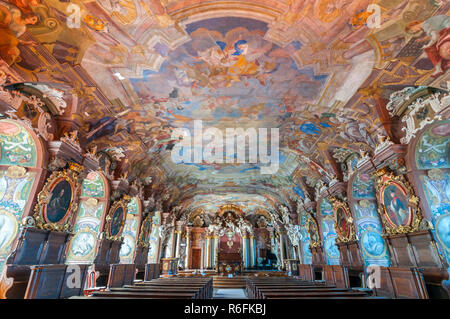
[0, 0, 448, 300]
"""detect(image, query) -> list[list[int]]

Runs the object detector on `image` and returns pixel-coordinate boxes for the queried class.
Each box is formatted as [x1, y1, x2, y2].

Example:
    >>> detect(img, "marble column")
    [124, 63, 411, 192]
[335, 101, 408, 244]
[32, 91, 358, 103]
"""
[242, 235, 248, 269]
[185, 229, 191, 269]
[168, 227, 176, 258]
[249, 235, 255, 268]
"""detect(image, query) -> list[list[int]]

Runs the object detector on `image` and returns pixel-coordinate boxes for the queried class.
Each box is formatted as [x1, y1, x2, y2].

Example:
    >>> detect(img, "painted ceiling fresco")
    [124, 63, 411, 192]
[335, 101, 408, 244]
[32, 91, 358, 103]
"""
[0, 0, 448, 213]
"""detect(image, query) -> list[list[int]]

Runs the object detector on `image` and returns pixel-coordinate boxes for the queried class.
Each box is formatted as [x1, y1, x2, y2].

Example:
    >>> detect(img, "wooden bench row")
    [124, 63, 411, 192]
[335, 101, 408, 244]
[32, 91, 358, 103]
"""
[246, 277, 375, 299]
[72, 277, 213, 299]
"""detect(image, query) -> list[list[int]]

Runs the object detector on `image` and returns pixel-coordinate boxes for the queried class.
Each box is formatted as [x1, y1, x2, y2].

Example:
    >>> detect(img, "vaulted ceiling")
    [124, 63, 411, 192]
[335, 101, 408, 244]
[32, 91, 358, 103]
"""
[1, 0, 447, 215]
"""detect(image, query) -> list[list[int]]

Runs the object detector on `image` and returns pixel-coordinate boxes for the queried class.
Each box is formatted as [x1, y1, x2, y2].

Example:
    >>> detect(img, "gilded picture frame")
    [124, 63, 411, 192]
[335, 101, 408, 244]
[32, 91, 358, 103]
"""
[330, 197, 356, 243]
[103, 196, 129, 241]
[375, 169, 423, 235]
[138, 214, 152, 247]
[33, 163, 82, 232]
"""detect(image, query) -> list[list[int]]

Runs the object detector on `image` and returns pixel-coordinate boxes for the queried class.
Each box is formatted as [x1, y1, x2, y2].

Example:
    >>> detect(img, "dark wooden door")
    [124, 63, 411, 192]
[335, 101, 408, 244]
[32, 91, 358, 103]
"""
[191, 248, 201, 269]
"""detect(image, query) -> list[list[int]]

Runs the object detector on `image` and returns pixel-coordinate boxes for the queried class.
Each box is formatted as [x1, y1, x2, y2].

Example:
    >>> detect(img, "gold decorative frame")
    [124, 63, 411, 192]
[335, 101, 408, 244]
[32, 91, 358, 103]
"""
[103, 196, 130, 241]
[306, 212, 321, 248]
[374, 168, 423, 235]
[33, 163, 82, 232]
[137, 214, 152, 247]
[329, 197, 356, 243]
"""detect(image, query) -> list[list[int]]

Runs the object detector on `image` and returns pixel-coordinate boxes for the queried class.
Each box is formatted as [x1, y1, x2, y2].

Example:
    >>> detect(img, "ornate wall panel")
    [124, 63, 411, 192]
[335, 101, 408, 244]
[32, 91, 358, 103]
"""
[0, 167, 36, 271]
[298, 211, 312, 264]
[66, 171, 108, 263]
[414, 121, 450, 264]
[351, 172, 390, 266]
[0, 120, 37, 167]
[0, 120, 41, 274]
[147, 211, 162, 263]
[119, 197, 141, 263]
[320, 198, 340, 265]
[66, 200, 104, 263]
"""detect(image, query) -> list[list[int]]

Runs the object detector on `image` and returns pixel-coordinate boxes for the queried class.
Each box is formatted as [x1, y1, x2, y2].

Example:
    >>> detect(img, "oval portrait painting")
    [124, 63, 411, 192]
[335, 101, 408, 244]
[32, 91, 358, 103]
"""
[45, 179, 73, 223]
[109, 206, 124, 237]
[336, 207, 350, 238]
[381, 183, 411, 227]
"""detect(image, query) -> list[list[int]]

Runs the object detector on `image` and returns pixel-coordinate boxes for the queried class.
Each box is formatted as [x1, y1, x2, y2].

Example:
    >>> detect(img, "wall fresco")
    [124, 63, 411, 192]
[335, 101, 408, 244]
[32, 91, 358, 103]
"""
[0, 167, 36, 272]
[0, 120, 37, 167]
[66, 200, 104, 263]
[352, 173, 390, 266]
[320, 198, 339, 265]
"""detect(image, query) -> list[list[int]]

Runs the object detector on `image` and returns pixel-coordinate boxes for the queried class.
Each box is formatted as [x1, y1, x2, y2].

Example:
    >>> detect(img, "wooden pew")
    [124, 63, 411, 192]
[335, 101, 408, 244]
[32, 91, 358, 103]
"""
[372, 266, 429, 299]
[246, 277, 328, 298]
[135, 278, 213, 298]
[107, 264, 136, 289]
[144, 263, 160, 281]
[262, 291, 372, 299]
[324, 265, 350, 288]
[72, 277, 213, 299]
[24, 264, 88, 299]
[246, 276, 374, 299]
[2, 227, 72, 299]
[133, 246, 149, 280]
[298, 264, 314, 281]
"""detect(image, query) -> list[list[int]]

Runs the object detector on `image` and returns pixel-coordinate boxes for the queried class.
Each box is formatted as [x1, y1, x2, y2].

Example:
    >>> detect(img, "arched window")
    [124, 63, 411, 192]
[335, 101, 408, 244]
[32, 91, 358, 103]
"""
[120, 197, 142, 263]
[350, 172, 390, 266]
[412, 120, 450, 263]
[0, 119, 44, 273]
[319, 198, 340, 265]
[66, 171, 109, 264]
